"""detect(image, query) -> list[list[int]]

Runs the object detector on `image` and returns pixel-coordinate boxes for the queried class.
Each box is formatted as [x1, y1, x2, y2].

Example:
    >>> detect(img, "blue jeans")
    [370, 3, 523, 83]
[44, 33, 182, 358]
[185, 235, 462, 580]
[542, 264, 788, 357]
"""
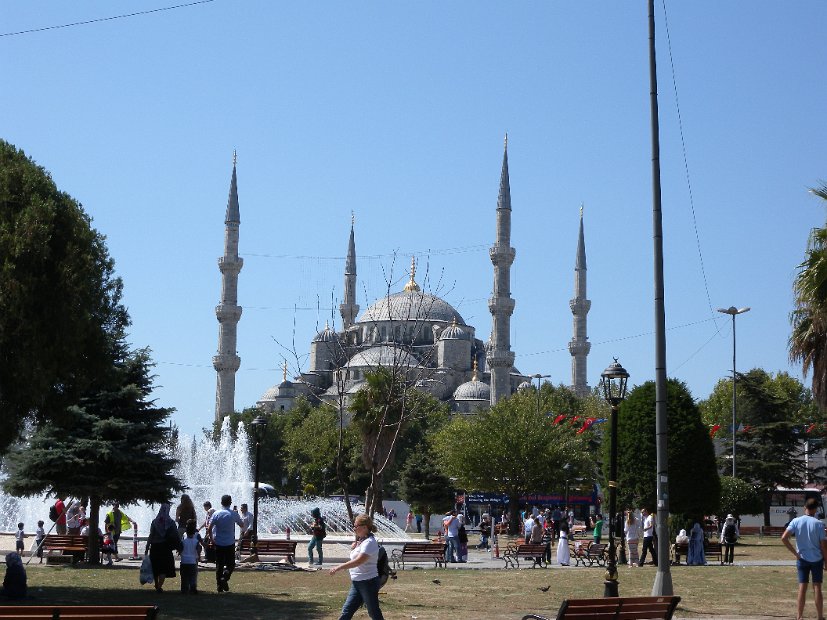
[308, 537, 323, 564]
[339, 576, 384, 620]
[446, 536, 459, 562]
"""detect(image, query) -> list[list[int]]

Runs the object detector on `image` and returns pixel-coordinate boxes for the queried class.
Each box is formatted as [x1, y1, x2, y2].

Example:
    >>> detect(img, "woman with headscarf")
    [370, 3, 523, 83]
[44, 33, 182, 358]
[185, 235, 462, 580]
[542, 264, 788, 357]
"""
[147, 503, 182, 592]
[686, 522, 706, 566]
[1, 552, 26, 599]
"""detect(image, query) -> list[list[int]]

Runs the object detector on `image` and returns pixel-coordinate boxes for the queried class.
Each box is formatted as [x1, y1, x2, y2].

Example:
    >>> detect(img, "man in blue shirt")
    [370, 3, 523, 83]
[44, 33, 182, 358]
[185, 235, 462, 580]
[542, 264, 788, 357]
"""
[209, 494, 243, 593]
[442, 511, 460, 563]
[782, 497, 827, 620]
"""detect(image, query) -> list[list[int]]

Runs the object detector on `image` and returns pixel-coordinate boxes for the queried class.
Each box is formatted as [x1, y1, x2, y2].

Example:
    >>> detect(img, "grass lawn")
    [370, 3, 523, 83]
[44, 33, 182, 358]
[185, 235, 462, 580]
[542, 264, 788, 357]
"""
[7, 537, 802, 619]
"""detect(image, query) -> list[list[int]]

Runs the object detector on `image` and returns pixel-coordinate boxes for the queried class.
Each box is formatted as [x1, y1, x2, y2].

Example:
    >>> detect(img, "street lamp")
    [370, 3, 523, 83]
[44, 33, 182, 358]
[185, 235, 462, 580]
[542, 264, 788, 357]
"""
[250, 414, 268, 556]
[322, 467, 328, 498]
[600, 358, 629, 598]
[717, 306, 750, 478]
[532, 373, 550, 414]
[295, 474, 302, 497]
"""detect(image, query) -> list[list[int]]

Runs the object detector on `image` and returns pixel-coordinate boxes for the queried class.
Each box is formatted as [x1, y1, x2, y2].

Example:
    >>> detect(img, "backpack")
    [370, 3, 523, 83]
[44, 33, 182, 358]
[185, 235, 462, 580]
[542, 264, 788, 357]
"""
[723, 523, 737, 543]
[49, 504, 59, 522]
[377, 544, 396, 588]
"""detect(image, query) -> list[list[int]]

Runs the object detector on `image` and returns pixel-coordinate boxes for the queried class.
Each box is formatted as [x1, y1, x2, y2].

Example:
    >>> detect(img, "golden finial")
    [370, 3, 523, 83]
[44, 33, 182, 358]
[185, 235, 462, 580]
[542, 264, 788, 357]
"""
[233, 149, 237, 166]
[403, 256, 420, 292]
[472, 358, 479, 381]
[282, 360, 288, 382]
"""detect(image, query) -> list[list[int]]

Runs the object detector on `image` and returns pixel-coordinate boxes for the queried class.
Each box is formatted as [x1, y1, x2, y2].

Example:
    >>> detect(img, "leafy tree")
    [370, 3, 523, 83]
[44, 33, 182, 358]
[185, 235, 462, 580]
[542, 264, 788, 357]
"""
[614, 379, 719, 523]
[0, 140, 128, 454]
[3, 348, 183, 564]
[397, 449, 454, 539]
[432, 390, 591, 534]
[790, 182, 827, 410]
[350, 368, 446, 516]
[719, 476, 763, 520]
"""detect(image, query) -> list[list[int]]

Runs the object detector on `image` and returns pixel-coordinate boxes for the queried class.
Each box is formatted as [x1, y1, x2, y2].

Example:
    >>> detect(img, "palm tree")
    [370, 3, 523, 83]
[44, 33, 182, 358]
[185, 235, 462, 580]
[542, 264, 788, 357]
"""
[790, 182, 827, 409]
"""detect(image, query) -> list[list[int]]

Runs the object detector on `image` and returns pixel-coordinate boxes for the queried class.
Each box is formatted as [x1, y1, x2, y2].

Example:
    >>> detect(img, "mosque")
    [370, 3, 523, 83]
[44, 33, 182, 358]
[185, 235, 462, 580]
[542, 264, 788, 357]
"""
[212, 141, 591, 422]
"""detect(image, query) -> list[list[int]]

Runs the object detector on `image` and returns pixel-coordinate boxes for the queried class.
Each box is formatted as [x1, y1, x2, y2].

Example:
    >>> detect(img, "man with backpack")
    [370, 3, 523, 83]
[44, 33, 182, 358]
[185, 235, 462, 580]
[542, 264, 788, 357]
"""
[51, 498, 67, 535]
[720, 514, 739, 564]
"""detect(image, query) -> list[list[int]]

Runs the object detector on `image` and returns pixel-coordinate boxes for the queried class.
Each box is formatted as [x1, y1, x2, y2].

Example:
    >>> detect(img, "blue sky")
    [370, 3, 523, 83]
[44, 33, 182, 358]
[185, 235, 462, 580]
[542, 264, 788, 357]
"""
[3, 1, 825, 436]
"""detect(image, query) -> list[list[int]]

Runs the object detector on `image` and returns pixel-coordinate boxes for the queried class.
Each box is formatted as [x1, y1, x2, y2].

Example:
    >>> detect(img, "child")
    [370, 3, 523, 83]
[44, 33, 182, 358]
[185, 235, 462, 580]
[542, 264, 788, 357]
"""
[180, 519, 202, 594]
[34, 521, 45, 563]
[101, 525, 116, 566]
[14, 524, 24, 555]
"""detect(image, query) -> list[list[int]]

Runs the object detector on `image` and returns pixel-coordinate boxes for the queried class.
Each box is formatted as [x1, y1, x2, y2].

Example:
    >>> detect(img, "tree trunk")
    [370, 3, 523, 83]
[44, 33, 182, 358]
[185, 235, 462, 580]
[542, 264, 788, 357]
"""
[423, 511, 431, 539]
[508, 493, 521, 536]
[87, 497, 101, 565]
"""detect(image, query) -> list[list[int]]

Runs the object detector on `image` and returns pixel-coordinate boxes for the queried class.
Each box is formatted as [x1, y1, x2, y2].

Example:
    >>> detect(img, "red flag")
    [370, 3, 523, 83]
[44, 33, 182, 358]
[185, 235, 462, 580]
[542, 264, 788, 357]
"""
[552, 414, 566, 425]
[576, 418, 597, 434]
[741, 425, 752, 433]
[807, 423, 817, 434]
[710, 424, 721, 438]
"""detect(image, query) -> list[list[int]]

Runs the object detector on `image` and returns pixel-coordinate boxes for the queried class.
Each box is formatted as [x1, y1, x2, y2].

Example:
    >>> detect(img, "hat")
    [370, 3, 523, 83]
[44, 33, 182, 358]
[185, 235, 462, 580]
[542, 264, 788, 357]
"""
[726, 514, 734, 520]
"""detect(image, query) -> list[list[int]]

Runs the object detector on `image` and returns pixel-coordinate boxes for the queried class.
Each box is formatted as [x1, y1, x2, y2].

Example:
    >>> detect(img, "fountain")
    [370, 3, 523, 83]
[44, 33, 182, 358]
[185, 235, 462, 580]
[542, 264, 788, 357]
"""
[0, 419, 409, 540]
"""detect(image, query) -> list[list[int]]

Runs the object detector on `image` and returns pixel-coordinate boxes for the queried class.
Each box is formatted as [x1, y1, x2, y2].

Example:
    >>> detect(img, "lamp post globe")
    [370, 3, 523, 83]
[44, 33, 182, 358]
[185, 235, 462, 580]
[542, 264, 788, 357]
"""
[250, 415, 268, 554]
[600, 358, 629, 598]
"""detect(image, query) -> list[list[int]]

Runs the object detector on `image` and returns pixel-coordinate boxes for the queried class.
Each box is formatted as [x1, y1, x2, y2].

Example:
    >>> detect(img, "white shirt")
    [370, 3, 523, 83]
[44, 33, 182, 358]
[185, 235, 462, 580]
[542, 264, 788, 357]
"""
[349, 536, 379, 581]
[624, 517, 641, 542]
[181, 535, 202, 564]
[643, 514, 654, 538]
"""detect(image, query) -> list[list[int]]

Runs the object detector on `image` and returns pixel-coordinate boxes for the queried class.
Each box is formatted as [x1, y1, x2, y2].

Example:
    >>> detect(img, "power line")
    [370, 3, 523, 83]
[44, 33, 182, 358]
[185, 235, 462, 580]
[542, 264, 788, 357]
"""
[0, 0, 216, 38]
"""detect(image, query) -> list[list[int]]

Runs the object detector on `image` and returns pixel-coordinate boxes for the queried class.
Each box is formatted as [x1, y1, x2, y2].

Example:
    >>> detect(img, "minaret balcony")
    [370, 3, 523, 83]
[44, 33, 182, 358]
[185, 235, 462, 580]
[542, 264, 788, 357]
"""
[218, 256, 244, 274]
[486, 349, 515, 368]
[212, 353, 241, 372]
[567, 341, 592, 355]
[488, 297, 516, 315]
[569, 298, 592, 314]
[215, 305, 242, 322]
[488, 245, 516, 266]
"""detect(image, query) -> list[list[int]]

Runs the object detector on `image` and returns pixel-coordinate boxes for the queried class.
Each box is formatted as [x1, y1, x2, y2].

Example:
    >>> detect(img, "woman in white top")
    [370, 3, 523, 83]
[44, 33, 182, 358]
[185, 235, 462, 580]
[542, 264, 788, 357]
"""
[330, 513, 384, 620]
[624, 510, 641, 566]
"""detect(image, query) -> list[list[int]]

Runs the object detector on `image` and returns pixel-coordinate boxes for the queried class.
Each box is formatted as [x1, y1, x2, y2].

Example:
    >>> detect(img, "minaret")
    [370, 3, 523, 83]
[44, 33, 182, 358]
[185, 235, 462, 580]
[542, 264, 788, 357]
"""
[486, 135, 516, 405]
[213, 152, 243, 423]
[568, 206, 591, 396]
[339, 213, 359, 330]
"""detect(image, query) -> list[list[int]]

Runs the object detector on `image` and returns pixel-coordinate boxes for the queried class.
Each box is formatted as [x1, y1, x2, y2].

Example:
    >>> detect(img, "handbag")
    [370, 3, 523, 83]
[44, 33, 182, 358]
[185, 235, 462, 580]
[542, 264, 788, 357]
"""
[139, 554, 154, 585]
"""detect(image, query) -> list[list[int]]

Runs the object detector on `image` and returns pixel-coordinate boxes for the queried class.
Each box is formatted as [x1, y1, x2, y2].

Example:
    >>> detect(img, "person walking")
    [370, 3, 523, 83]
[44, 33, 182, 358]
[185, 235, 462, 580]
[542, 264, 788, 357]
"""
[782, 497, 827, 620]
[405, 511, 414, 533]
[175, 494, 197, 539]
[329, 513, 385, 620]
[180, 519, 202, 594]
[592, 514, 604, 545]
[308, 507, 326, 566]
[639, 508, 658, 566]
[209, 494, 243, 593]
[557, 520, 571, 566]
[146, 504, 181, 593]
[720, 514, 739, 565]
[415, 513, 422, 533]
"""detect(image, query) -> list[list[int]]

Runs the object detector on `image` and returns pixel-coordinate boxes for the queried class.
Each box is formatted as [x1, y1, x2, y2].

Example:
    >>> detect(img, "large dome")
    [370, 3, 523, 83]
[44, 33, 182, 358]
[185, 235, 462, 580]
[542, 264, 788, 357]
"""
[357, 290, 465, 325]
[347, 344, 419, 369]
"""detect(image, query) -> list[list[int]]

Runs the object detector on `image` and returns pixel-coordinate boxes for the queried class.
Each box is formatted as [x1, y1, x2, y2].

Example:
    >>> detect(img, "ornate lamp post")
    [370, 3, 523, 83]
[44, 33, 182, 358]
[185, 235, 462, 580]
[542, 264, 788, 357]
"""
[250, 415, 268, 555]
[600, 358, 629, 598]
[322, 467, 328, 498]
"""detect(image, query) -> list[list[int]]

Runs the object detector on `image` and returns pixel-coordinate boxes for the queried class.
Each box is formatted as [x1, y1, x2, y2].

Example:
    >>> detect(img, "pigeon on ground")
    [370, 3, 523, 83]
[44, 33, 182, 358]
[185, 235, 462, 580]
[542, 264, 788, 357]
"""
[539, 585, 551, 592]
[432, 579, 441, 585]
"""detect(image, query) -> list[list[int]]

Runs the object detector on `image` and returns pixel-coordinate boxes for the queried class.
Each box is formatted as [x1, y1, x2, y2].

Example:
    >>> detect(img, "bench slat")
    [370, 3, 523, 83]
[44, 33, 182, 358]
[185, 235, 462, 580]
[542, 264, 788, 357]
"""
[0, 606, 158, 619]
[556, 596, 681, 620]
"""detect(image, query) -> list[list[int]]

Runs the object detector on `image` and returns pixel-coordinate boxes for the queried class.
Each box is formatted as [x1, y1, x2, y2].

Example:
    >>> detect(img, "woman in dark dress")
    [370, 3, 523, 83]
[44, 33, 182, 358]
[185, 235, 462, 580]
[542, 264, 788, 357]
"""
[175, 494, 197, 538]
[148, 504, 182, 592]
[1, 552, 26, 600]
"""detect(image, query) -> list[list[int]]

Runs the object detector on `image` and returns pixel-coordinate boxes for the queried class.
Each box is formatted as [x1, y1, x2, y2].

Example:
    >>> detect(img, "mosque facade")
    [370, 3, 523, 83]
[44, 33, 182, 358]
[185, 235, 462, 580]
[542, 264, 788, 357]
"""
[213, 142, 591, 422]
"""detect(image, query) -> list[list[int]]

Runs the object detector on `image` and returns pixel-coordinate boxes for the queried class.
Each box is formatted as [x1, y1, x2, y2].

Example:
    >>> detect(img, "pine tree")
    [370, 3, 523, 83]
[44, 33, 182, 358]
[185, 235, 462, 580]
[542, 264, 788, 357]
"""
[398, 449, 454, 540]
[3, 347, 183, 563]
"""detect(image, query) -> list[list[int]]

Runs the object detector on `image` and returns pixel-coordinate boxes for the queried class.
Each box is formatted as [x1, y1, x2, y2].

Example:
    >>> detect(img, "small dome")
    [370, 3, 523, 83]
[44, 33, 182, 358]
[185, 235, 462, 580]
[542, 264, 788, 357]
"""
[453, 379, 491, 402]
[517, 380, 533, 391]
[440, 318, 466, 340]
[313, 323, 339, 343]
[259, 386, 279, 401]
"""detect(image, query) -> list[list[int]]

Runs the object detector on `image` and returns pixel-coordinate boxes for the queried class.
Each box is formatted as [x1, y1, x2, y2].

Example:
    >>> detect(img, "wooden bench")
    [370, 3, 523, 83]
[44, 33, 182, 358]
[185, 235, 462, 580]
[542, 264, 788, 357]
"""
[237, 538, 297, 564]
[569, 542, 607, 567]
[761, 526, 786, 537]
[42, 535, 88, 564]
[390, 542, 445, 570]
[739, 525, 761, 536]
[521, 595, 681, 620]
[0, 606, 158, 619]
[671, 540, 722, 565]
[503, 543, 548, 569]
